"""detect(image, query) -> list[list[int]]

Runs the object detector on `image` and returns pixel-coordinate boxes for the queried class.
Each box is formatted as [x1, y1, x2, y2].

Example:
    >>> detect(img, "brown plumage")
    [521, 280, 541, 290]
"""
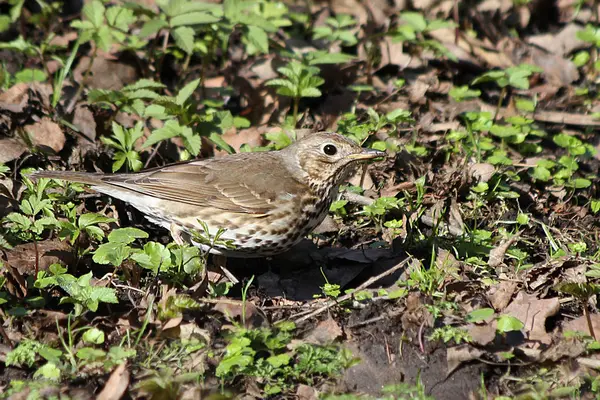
[31, 132, 385, 257]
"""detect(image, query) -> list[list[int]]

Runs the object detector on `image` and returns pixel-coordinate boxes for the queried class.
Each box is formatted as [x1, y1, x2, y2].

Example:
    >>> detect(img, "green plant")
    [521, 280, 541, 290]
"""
[360, 197, 403, 230]
[58, 212, 115, 247]
[313, 14, 358, 47]
[93, 227, 149, 267]
[388, 12, 457, 62]
[3, 175, 58, 259]
[87, 79, 165, 116]
[317, 268, 341, 299]
[555, 282, 600, 339]
[35, 264, 118, 316]
[496, 315, 524, 334]
[429, 326, 472, 344]
[449, 85, 481, 102]
[216, 322, 358, 396]
[266, 61, 324, 126]
[472, 64, 543, 119]
[101, 121, 144, 172]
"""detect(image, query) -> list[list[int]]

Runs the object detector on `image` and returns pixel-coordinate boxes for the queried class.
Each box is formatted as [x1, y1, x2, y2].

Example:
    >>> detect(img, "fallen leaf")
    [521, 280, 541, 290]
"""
[304, 316, 343, 345]
[488, 232, 521, 269]
[96, 362, 130, 400]
[470, 163, 495, 183]
[3, 239, 75, 275]
[447, 345, 483, 376]
[466, 323, 497, 346]
[0, 82, 29, 113]
[504, 292, 560, 344]
[527, 23, 586, 56]
[213, 298, 267, 328]
[74, 54, 138, 90]
[296, 384, 319, 400]
[563, 313, 600, 338]
[25, 117, 66, 154]
[488, 280, 518, 311]
[0, 138, 28, 163]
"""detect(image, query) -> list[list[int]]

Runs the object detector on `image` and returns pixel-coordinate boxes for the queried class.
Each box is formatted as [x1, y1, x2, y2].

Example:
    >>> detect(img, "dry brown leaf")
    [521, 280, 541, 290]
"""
[74, 55, 138, 90]
[214, 127, 266, 156]
[527, 23, 586, 56]
[447, 345, 484, 376]
[529, 46, 579, 86]
[470, 163, 495, 183]
[563, 313, 600, 338]
[0, 82, 29, 113]
[25, 117, 66, 154]
[0, 138, 28, 164]
[488, 280, 518, 311]
[504, 292, 560, 344]
[97, 362, 130, 400]
[304, 316, 343, 345]
[3, 239, 74, 275]
[296, 384, 319, 400]
[72, 105, 97, 142]
[213, 299, 267, 328]
[467, 323, 497, 346]
[488, 232, 521, 269]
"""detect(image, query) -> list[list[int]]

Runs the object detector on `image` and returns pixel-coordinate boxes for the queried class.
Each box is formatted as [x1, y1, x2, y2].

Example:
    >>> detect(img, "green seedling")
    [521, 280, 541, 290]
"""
[472, 64, 543, 119]
[101, 121, 144, 172]
[35, 264, 118, 316]
[313, 14, 358, 47]
[266, 61, 324, 127]
[556, 282, 600, 340]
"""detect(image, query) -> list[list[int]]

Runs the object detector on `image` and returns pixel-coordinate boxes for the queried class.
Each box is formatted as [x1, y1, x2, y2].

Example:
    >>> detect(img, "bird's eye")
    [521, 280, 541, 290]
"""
[323, 144, 337, 156]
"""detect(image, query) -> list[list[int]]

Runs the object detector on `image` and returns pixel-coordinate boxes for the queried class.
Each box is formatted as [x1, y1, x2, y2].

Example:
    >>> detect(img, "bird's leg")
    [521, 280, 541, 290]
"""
[213, 254, 239, 285]
[169, 223, 185, 246]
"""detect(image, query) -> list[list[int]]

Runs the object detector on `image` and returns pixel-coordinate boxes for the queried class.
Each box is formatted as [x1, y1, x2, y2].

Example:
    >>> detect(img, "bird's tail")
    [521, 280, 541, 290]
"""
[29, 170, 108, 186]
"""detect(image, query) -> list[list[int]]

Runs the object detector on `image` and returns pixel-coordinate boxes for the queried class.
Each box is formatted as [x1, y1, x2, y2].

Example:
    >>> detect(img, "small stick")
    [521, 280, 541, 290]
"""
[294, 258, 410, 323]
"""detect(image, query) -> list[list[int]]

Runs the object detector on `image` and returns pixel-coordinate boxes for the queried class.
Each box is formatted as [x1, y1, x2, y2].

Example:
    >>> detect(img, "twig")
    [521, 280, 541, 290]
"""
[342, 192, 375, 206]
[293, 258, 410, 323]
[418, 320, 426, 353]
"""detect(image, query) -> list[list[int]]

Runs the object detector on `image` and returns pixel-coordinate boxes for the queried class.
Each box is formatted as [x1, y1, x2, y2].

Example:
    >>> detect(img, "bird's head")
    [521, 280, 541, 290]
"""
[281, 132, 386, 187]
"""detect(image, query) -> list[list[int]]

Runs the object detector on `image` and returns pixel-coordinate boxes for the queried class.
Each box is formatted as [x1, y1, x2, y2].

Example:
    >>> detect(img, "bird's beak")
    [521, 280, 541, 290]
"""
[346, 148, 387, 161]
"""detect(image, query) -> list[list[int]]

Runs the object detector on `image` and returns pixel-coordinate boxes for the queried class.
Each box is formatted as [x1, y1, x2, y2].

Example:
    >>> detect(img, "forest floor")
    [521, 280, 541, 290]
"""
[1, 0, 600, 398]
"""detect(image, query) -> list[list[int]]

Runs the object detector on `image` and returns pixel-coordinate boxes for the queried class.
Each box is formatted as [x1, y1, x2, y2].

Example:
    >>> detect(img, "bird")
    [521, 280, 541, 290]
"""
[31, 132, 385, 257]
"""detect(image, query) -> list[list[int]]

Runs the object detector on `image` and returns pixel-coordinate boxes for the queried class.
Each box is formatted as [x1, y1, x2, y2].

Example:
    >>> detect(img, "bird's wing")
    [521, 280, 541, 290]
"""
[102, 153, 300, 214]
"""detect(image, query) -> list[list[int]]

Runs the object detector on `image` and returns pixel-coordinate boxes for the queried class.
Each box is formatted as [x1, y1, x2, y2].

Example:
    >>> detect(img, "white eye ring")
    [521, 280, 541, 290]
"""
[322, 143, 338, 156]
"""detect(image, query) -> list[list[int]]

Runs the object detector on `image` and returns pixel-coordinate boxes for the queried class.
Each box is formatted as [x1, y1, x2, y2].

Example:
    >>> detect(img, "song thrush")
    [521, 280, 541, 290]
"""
[31, 132, 385, 257]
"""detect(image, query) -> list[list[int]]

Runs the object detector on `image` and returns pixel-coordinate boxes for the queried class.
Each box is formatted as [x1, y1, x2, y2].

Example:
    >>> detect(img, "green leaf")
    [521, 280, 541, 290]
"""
[171, 11, 220, 27]
[591, 199, 600, 214]
[300, 87, 322, 97]
[14, 68, 46, 83]
[246, 25, 269, 54]
[172, 26, 195, 54]
[76, 347, 106, 361]
[400, 12, 427, 32]
[140, 18, 168, 37]
[108, 227, 149, 244]
[131, 242, 172, 273]
[176, 78, 200, 105]
[83, 0, 105, 28]
[571, 178, 592, 189]
[82, 327, 105, 344]
[223, 0, 242, 23]
[516, 213, 530, 225]
[308, 51, 355, 65]
[79, 213, 115, 229]
[496, 315, 524, 333]
[144, 120, 184, 148]
[33, 362, 61, 381]
[530, 166, 551, 182]
[466, 308, 495, 323]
